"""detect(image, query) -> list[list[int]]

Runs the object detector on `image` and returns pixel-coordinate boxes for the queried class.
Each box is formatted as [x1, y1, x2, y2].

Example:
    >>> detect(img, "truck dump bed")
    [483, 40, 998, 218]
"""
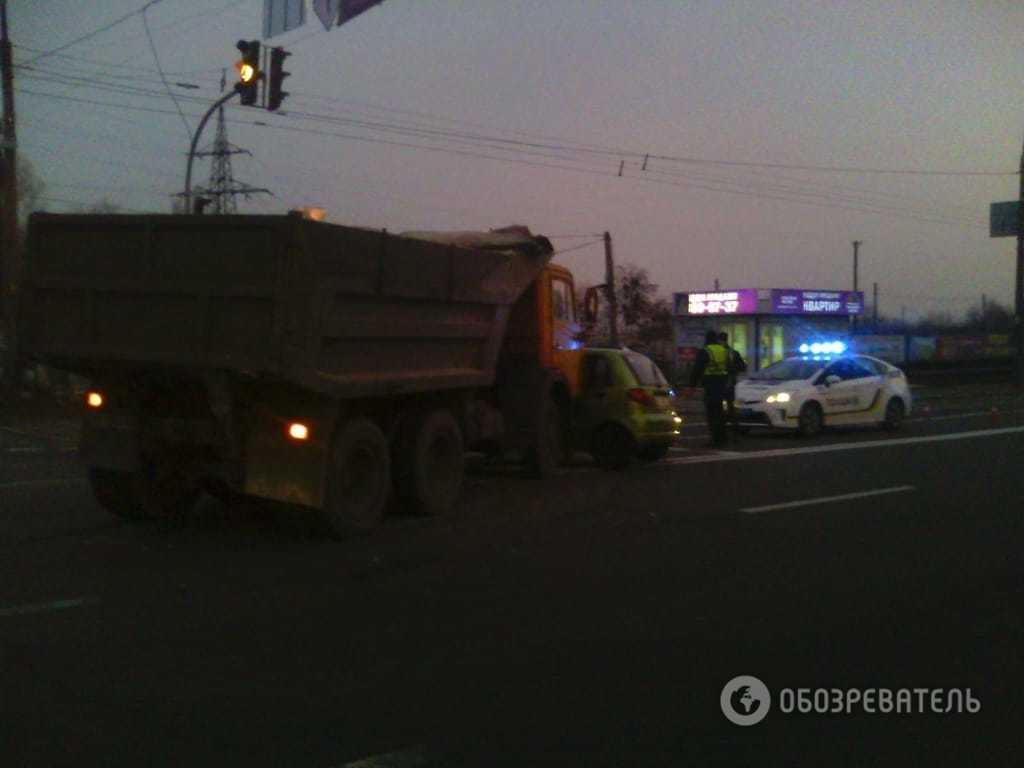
[22, 214, 552, 397]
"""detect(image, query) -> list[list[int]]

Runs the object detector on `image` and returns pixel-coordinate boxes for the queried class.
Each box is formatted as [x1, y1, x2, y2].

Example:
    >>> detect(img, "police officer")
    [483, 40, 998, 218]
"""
[688, 329, 732, 447]
[719, 331, 747, 436]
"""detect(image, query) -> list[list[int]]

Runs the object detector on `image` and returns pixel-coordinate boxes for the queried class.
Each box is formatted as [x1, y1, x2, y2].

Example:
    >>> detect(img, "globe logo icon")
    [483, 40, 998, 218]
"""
[721, 675, 771, 726]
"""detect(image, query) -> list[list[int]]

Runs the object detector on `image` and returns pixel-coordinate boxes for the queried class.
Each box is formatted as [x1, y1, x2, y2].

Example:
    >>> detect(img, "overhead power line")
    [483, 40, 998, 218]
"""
[14, 43, 223, 79]
[13, 86, 999, 231]
[23, 1, 164, 66]
[552, 239, 605, 257]
[140, 3, 190, 139]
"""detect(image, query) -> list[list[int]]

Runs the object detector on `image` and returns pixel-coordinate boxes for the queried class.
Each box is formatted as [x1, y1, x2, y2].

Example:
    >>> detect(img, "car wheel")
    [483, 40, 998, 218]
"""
[592, 424, 636, 470]
[883, 397, 905, 431]
[798, 402, 824, 437]
[638, 443, 670, 462]
[323, 418, 391, 538]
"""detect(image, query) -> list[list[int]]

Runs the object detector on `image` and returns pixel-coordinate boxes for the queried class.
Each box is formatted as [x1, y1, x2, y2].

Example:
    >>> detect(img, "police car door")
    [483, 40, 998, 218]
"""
[817, 359, 867, 415]
[856, 357, 888, 413]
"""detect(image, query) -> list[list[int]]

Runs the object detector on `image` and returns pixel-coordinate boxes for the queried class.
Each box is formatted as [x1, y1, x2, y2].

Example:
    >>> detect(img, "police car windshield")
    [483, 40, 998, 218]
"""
[623, 352, 668, 387]
[748, 358, 822, 382]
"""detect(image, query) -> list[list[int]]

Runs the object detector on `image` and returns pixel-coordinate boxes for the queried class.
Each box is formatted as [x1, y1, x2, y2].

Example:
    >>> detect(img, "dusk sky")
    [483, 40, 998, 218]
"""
[12, 0, 1024, 321]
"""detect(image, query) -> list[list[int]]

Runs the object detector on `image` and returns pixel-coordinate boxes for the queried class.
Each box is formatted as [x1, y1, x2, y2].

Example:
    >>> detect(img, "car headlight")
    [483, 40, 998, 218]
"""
[766, 392, 791, 404]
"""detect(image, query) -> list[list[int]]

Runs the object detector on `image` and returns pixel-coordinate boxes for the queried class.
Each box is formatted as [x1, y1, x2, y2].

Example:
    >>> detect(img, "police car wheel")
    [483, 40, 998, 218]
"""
[798, 402, 823, 437]
[883, 398, 905, 431]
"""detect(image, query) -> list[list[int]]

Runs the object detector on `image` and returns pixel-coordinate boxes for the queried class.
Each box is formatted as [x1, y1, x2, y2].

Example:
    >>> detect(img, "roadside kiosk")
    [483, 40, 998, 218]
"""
[672, 288, 865, 375]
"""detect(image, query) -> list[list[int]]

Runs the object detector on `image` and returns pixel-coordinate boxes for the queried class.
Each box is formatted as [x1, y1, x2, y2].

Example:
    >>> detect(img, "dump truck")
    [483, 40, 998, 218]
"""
[21, 213, 585, 536]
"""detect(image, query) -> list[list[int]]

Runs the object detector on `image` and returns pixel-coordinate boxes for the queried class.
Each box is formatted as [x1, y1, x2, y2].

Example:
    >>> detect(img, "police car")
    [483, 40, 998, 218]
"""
[733, 346, 912, 436]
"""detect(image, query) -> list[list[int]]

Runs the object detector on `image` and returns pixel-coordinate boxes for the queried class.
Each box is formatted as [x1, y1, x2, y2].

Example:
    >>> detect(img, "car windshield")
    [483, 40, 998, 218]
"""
[747, 358, 822, 382]
[623, 352, 668, 387]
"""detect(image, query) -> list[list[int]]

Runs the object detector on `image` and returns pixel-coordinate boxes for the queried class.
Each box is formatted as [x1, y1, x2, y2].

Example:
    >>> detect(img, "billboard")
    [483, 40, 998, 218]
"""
[673, 289, 758, 316]
[338, 0, 387, 25]
[851, 335, 906, 364]
[263, 0, 305, 39]
[771, 289, 864, 316]
[990, 200, 1021, 238]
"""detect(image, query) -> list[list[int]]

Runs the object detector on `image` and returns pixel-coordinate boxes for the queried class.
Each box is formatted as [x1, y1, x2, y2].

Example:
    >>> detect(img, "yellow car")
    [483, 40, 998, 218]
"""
[573, 348, 681, 469]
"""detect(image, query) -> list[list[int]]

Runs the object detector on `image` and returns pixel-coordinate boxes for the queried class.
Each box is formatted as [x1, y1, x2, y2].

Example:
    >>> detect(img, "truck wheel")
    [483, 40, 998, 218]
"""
[140, 457, 202, 519]
[592, 424, 636, 470]
[526, 395, 568, 478]
[324, 418, 391, 538]
[394, 409, 465, 517]
[89, 468, 145, 520]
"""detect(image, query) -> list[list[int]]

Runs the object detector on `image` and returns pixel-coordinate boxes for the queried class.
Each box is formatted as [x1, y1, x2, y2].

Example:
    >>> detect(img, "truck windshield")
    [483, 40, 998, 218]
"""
[623, 352, 668, 387]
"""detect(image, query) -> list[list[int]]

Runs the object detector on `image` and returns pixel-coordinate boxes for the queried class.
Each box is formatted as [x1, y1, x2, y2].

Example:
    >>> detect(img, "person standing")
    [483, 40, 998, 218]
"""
[688, 329, 731, 447]
[719, 331, 747, 436]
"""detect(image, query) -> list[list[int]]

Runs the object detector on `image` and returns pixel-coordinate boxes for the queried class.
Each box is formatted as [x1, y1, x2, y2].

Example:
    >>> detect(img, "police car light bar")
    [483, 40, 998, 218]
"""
[799, 341, 846, 355]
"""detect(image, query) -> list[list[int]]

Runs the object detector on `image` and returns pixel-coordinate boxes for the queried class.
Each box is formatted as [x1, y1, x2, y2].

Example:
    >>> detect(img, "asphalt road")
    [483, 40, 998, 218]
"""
[1, 404, 1022, 766]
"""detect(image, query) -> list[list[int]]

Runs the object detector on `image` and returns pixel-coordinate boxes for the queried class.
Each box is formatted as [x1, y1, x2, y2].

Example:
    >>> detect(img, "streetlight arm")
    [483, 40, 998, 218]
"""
[184, 87, 239, 212]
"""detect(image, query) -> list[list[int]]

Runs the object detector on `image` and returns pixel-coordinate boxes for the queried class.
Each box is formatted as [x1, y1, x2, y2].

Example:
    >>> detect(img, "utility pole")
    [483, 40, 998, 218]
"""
[872, 282, 878, 331]
[603, 231, 619, 347]
[713, 277, 719, 291]
[851, 240, 862, 333]
[852, 240, 861, 292]
[1016, 139, 1024, 387]
[982, 293, 987, 332]
[0, 0, 19, 390]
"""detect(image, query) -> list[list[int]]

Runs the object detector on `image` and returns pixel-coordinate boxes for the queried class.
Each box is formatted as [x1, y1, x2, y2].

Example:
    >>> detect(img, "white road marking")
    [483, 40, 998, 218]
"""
[0, 478, 84, 490]
[0, 596, 98, 618]
[336, 748, 426, 768]
[741, 485, 916, 514]
[661, 425, 1024, 466]
[910, 410, 1011, 422]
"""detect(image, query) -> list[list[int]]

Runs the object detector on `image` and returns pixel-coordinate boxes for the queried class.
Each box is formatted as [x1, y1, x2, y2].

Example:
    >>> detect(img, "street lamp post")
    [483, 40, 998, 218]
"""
[184, 88, 238, 213]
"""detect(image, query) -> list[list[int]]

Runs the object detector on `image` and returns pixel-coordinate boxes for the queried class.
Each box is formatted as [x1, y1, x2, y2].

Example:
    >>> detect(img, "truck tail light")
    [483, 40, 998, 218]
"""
[287, 422, 309, 441]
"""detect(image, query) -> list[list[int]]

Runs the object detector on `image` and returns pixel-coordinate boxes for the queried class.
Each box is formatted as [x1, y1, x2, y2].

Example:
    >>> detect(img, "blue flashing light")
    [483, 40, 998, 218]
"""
[799, 340, 847, 357]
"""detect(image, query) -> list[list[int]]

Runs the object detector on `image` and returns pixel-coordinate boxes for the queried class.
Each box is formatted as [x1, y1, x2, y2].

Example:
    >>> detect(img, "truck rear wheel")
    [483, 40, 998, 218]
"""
[394, 409, 464, 517]
[89, 468, 146, 519]
[526, 395, 568, 478]
[139, 457, 202, 518]
[89, 461, 201, 520]
[324, 418, 391, 538]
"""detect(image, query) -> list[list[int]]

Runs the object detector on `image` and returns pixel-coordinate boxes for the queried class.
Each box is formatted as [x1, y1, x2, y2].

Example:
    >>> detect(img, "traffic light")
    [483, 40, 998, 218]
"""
[235, 39, 261, 107]
[267, 47, 291, 112]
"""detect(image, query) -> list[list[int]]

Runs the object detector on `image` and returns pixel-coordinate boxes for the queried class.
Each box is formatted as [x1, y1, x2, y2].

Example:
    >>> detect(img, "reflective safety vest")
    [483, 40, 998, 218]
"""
[704, 343, 730, 377]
